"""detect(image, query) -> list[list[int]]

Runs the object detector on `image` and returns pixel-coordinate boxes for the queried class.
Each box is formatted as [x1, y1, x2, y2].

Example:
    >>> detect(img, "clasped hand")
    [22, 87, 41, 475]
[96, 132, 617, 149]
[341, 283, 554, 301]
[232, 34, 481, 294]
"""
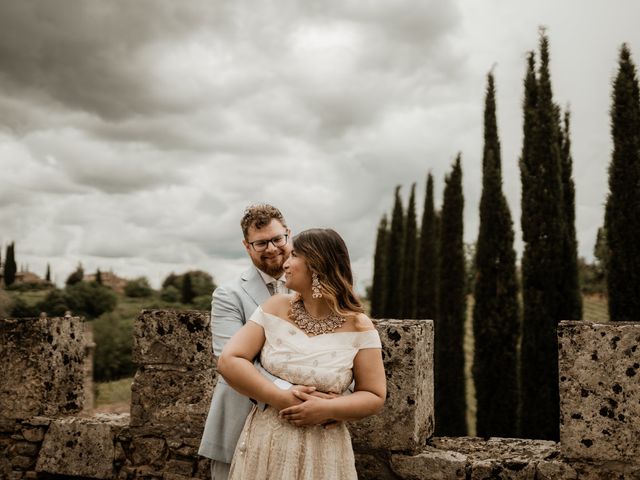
[279, 389, 339, 427]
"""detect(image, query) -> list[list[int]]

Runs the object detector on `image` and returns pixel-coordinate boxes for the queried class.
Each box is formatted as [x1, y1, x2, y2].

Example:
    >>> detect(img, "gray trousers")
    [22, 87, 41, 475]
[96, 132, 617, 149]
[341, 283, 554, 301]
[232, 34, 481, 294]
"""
[211, 460, 231, 480]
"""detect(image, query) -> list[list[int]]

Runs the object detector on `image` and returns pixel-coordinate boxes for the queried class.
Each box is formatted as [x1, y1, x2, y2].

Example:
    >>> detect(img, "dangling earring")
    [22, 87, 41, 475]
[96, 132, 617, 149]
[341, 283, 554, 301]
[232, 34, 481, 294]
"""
[312, 272, 323, 299]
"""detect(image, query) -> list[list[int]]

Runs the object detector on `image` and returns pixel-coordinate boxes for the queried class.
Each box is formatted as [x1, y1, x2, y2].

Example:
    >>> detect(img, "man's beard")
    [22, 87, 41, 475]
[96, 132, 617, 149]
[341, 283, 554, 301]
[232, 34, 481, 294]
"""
[255, 251, 287, 277]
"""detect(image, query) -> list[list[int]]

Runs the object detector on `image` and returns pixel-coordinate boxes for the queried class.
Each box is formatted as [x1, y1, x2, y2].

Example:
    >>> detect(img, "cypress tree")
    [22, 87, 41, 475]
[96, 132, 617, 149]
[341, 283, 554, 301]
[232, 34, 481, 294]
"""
[520, 33, 566, 440]
[45, 264, 51, 283]
[96, 269, 103, 285]
[401, 183, 418, 319]
[473, 73, 520, 438]
[416, 173, 439, 320]
[558, 109, 583, 320]
[182, 272, 195, 304]
[4, 243, 17, 286]
[384, 186, 405, 318]
[605, 44, 640, 321]
[370, 214, 389, 318]
[436, 155, 467, 436]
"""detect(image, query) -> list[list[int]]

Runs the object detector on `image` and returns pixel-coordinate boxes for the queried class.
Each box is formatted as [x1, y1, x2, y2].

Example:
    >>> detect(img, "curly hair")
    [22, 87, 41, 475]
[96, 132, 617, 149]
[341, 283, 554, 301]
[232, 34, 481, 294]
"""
[240, 204, 287, 239]
[292, 228, 364, 316]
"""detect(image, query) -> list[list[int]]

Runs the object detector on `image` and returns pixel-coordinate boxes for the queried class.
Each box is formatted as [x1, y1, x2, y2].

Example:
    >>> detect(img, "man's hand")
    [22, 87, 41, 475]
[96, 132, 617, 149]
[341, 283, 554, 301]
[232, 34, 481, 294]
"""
[279, 390, 333, 426]
[271, 386, 315, 411]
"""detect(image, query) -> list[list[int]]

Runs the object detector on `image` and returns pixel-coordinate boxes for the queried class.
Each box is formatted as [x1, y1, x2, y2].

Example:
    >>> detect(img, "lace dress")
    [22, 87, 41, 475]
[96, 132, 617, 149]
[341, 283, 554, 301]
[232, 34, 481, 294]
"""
[228, 306, 381, 480]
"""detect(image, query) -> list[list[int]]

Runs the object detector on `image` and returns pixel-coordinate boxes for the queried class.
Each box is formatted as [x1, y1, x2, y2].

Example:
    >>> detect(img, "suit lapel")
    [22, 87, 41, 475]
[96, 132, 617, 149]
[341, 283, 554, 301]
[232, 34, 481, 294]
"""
[241, 266, 270, 306]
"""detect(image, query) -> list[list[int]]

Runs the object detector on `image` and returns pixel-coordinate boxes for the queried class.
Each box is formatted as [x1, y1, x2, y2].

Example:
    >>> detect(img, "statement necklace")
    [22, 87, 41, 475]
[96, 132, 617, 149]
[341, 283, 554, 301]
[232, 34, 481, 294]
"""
[288, 295, 346, 335]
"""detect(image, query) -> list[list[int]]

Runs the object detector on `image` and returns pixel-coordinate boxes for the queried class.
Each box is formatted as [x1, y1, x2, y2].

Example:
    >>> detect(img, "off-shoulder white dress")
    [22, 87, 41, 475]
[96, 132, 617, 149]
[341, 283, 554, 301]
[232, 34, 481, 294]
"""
[228, 306, 381, 480]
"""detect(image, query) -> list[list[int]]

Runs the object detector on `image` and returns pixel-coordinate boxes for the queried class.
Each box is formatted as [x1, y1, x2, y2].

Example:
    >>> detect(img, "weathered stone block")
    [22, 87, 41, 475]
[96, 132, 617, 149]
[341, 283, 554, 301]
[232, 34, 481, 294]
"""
[35, 416, 127, 479]
[558, 321, 640, 463]
[131, 436, 166, 466]
[130, 366, 215, 435]
[133, 310, 213, 369]
[535, 460, 578, 479]
[354, 452, 397, 480]
[21, 427, 45, 442]
[349, 319, 434, 453]
[0, 316, 85, 418]
[391, 447, 467, 479]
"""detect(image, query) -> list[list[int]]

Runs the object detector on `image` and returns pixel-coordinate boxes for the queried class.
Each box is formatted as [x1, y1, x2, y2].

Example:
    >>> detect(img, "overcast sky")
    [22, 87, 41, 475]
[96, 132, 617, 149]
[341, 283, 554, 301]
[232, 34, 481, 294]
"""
[1, 1, 638, 293]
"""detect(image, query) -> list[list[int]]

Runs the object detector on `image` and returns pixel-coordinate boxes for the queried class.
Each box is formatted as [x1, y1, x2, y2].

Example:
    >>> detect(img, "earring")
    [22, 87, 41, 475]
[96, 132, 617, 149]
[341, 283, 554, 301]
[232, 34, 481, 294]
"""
[312, 272, 323, 299]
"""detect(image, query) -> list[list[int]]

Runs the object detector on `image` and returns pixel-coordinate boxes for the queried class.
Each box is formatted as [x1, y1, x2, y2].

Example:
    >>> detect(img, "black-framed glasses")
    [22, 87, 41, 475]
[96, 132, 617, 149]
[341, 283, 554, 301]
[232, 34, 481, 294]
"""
[248, 234, 289, 252]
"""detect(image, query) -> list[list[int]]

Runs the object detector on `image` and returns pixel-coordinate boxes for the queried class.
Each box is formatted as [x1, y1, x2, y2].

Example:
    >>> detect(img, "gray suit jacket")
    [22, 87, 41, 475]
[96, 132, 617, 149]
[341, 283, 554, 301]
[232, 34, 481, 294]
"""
[198, 266, 272, 463]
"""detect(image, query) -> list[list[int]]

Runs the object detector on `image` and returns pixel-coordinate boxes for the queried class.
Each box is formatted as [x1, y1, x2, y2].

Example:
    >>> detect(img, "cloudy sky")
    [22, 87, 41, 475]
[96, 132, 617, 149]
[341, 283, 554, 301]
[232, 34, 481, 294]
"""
[1, 1, 638, 293]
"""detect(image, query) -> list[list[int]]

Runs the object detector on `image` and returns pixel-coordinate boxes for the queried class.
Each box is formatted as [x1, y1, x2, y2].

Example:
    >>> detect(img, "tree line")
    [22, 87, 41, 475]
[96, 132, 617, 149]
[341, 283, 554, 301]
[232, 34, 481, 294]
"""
[370, 33, 640, 440]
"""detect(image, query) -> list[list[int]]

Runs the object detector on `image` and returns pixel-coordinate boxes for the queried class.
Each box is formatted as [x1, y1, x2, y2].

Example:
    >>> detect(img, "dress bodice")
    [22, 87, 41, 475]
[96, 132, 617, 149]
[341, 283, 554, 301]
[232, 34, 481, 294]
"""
[249, 306, 381, 394]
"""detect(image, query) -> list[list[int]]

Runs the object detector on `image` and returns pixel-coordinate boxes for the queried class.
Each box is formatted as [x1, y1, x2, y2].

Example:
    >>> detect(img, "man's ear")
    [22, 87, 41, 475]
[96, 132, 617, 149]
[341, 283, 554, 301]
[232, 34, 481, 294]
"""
[242, 239, 251, 254]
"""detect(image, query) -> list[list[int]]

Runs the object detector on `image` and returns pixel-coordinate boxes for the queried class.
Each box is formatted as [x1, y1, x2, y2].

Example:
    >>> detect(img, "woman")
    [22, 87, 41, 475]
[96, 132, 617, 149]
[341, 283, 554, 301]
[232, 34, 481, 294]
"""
[217, 228, 386, 479]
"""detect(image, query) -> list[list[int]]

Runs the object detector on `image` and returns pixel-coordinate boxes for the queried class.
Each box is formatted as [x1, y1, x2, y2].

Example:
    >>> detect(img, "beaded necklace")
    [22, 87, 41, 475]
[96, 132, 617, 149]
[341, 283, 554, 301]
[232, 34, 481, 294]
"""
[288, 295, 346, 335]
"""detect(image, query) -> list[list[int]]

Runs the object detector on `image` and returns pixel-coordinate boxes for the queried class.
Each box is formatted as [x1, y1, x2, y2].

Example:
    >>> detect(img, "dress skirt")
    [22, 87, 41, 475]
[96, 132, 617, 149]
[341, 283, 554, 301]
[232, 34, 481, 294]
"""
[228, 405, 357, 480]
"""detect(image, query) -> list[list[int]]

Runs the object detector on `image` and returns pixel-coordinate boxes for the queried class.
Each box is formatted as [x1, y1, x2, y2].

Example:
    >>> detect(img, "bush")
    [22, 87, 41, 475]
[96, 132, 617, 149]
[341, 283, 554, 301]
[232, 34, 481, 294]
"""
[92, 313, 135, 381]
[10, 296, 40, 318]
[66, 282, 117, 319]
[38, 288, 71, 317]
[162, 270, 216, 298]
[124, 277, 153, 298]
[160, 285, 180, 303]
[66, 263, 84, 286]
[0, 289, 12, 318]
[192, 294, 212, 312]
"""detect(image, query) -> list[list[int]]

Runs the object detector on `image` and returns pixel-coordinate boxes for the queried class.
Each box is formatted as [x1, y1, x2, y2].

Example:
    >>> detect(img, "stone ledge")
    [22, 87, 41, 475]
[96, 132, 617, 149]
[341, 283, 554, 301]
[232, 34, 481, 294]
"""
[558, 320, 640, 464]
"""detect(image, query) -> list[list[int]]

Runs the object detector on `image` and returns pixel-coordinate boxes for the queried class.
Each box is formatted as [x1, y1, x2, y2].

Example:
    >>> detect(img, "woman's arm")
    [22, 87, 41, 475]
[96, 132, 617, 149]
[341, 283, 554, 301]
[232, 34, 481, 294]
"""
[217, 321, 313, 411]
[280, 347, 386, 426]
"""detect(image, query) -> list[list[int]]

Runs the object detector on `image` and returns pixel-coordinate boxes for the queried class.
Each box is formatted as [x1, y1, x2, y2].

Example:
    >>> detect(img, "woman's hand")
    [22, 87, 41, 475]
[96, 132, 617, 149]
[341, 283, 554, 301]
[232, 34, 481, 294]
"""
[271, 386, 316, 411]
[279, 390, 334, 426]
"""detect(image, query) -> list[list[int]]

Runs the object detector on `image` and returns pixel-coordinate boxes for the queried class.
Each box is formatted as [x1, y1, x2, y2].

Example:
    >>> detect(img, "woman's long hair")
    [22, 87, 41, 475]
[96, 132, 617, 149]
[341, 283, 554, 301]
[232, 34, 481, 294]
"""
[292, 228, 364, 316]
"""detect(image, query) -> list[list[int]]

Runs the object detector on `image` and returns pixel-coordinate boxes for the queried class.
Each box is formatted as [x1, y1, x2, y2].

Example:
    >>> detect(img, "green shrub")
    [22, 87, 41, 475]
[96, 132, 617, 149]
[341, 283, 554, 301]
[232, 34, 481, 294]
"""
[162, 270, 216, 298]
[38, 288, 71, 317]
[10, 296, 40, 318]
[124, 277, 153, 298]
[192, 294, 212, 312]
[92, 313, 135, 381]
[66, 282, 117, 319]
[160, 285, 180, 303]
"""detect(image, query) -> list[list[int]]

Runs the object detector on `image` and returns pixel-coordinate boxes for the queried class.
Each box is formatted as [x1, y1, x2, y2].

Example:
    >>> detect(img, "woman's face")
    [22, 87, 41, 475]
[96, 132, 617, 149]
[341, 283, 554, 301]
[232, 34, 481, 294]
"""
[283, 249, 312, 292]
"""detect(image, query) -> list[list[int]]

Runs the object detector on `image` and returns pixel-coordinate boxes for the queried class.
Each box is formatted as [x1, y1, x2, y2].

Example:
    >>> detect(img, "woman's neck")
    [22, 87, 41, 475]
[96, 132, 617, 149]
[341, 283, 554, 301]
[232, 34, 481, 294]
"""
[299, 290, 332, 318]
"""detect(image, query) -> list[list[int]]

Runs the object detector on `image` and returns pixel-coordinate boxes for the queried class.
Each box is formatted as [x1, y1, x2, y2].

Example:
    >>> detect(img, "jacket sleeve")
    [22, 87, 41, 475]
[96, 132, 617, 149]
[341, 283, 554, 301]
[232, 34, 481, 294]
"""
[210, 285, 244, 358]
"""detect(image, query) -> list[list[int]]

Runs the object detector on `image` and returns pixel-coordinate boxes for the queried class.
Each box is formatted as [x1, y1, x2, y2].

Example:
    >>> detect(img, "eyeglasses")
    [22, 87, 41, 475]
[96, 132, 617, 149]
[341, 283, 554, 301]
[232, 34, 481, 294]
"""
[248, 234, 289, 252]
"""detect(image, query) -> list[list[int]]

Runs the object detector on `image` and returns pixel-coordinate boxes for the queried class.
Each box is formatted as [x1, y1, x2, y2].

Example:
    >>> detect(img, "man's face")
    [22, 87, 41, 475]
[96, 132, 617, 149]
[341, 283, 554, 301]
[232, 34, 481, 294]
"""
[243, 219, 292, 277]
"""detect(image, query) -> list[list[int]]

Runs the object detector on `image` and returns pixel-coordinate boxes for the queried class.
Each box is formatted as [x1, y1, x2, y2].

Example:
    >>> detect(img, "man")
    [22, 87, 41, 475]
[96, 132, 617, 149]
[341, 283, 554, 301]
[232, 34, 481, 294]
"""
[198, 204, 309, 479]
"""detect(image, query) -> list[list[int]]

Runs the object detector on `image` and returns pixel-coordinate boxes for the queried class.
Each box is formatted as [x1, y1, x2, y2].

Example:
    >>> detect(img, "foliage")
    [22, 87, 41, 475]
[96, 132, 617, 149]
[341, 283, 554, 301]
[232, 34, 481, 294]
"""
[10, 296, 40, 317]
[65, 281, 117, 319]
[605, 44, 640, 321]
[383, 186, 405, 318]
[472, 72, 520, 438]
[92, 312, 135, 381]
[162, 270, 216, 298]
[181, 272, 195, 304]
[401, 183, 418, 318]
[370, 214, 389, 318]
[3, 243, 17, 286]
[38, 288, 71, 317]
[416, 173, 439, 320]
[192, 294, 212, 312]
[519, 33, 572, 440]
[0, 289, 12, 318]
[160, 285, 180, 303]
[124, 277, 153, 298]
[66, 263, 84, 286]
[45, 264, 51, 283]
[436, 155, 467, 436]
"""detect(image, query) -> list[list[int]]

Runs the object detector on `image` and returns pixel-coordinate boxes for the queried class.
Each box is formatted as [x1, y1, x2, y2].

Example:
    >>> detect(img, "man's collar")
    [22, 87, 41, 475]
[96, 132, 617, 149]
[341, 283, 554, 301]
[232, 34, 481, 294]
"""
[256, 268, 284, 284]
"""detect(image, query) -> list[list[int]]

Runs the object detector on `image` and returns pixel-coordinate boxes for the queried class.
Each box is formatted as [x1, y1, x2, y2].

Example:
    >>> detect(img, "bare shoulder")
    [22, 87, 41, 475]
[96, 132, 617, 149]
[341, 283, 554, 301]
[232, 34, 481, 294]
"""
[352, 312, 376, 332]
[262, 293, 295, 317]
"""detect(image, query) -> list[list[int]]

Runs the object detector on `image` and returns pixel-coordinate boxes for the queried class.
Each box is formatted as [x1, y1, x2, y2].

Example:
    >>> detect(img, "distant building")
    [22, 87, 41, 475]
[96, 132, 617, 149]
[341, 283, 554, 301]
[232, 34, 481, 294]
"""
[0, 263, 47, 288]
[84, 271, 127, 294]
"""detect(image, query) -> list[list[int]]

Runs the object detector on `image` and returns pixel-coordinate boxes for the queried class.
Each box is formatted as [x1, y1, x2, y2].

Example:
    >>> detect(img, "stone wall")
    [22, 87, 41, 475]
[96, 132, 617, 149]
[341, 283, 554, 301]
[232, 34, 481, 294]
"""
[0, 312, 638, 479]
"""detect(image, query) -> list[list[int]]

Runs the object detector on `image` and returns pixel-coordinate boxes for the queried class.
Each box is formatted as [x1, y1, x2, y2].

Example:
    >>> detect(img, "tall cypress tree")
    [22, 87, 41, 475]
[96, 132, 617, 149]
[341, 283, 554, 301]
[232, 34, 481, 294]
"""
[4, 243, 17, 286]
[384, 186, 405, 318]
[436, 155, 467, 436]
[520, 33, 566, 440]
[416, 173, 439, 320]
[182, 272, 195, 304]
[558, 109, 583, 320]
[370, 214, 389, 318]
[605, 44, 640, 321]
[401, 183, 418, 319]
[473, 73, 520, 438]
[45, 264, 51, 283]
